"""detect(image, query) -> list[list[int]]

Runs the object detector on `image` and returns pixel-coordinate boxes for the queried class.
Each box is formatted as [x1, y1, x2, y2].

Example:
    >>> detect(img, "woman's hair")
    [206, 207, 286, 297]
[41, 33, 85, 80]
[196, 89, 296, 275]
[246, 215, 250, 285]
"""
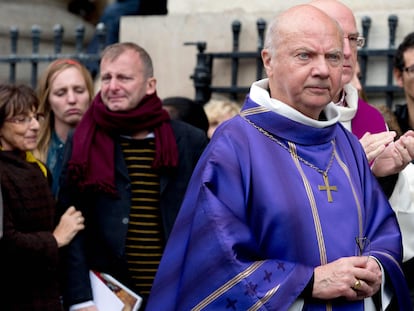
[0, 83, 38, 128]
[203, 99, 240, 123]
[35, 59, 94, 162]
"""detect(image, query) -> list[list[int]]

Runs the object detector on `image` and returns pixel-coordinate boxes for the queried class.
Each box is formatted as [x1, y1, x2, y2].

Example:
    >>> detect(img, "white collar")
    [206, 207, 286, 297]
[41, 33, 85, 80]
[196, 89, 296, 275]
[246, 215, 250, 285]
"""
[335, 84, 359, 122]
[250, 79, 340, 128]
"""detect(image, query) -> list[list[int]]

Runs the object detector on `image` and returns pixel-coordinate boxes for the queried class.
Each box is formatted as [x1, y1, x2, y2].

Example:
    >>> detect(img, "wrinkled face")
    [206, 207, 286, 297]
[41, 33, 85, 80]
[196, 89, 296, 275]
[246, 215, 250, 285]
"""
[395, 48, 414, 104]
[310, 1, 359, 87]
[0, 110, 43, 151]
[263, 22, 343, 119]
[48, 67, 90, 127]
[100, 49, 156, 112]
[350, 61, 362, 92]
[331, 13, 359, 86]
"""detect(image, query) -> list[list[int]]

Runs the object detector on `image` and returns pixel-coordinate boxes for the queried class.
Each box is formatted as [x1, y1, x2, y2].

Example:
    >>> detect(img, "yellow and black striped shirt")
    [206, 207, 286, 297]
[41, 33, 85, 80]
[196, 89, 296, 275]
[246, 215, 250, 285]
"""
[120, 136, 165, 298]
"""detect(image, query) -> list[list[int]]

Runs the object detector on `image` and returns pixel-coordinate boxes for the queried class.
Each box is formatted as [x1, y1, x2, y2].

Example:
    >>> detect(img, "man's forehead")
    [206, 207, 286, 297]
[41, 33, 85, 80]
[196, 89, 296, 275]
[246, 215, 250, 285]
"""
[284, 28, 342, 47]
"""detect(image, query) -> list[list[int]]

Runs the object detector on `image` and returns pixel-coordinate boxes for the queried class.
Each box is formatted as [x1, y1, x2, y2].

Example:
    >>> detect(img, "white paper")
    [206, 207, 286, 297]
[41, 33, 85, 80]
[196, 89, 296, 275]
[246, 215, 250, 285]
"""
[90, 271, 124, 311]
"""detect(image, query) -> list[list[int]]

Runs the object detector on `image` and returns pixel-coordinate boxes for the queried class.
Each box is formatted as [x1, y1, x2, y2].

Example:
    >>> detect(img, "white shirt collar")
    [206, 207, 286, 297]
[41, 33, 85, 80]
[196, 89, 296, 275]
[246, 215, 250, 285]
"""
[249, 79, 340, 128]
[334, 83, 359, 132]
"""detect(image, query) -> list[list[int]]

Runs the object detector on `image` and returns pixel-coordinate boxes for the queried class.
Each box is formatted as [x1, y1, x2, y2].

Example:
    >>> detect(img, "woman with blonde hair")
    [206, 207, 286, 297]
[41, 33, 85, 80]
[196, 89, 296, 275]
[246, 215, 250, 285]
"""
[35, 59, 94, 197]
[203, 98, 240, 138]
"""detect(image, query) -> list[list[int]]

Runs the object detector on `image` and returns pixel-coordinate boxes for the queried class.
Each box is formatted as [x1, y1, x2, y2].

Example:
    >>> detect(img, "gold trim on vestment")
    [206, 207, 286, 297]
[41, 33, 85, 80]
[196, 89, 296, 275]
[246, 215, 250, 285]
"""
[191, 261, 265, 311]
[247, 284, 281, 311]
[240, 107, 270, 117]
[334, 152, 364, 239]
[289, 143, 328, 265]
[374, 251, 405, 274]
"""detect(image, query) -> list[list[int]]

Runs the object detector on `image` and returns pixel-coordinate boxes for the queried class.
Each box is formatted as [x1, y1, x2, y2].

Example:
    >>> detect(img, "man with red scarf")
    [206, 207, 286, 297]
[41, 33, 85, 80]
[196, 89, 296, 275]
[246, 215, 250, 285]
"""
[57, 42, 209, 310]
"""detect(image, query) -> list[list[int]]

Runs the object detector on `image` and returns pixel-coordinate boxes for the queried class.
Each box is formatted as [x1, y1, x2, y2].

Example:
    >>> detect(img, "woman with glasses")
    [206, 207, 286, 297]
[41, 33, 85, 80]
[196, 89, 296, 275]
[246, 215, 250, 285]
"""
[0, 84, 85, 311]
[35, 59, 94, 198]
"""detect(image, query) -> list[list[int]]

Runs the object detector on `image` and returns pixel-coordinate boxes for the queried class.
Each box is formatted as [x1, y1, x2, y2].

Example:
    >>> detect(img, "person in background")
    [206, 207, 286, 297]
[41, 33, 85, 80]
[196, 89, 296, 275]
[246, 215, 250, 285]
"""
[35, 59, 94, 198]
[162, 96, 209, 135]
[67, 0, 96, 22]
[147, 4, 411, 310]
[394, 32, 414, 134]
[84, 0, 168, 78]
[351, 60, 403, 137]
[0, 84, 84, 311]
[203, 98, 240, 138]
[389, 31, 414, 305]
[350, 60, 364, 97]
[310, 0, 414, 198]
[58, 42, 208, 310]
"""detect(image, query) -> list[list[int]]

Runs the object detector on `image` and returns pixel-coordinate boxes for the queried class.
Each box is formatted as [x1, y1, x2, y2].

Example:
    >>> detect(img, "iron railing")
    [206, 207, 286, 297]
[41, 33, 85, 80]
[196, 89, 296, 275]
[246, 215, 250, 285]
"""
[187, 15, 404, 108]
[0, 23, 106, 89]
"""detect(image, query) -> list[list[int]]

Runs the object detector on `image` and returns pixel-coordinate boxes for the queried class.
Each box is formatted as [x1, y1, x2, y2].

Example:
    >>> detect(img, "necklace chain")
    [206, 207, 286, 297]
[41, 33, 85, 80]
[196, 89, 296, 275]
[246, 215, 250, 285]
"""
[241, 115, 336, 176]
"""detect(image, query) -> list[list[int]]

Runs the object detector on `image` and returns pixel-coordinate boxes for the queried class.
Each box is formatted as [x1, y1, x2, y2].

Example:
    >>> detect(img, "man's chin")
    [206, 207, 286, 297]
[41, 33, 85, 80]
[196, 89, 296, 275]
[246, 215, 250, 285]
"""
[107, 103, 127, 112]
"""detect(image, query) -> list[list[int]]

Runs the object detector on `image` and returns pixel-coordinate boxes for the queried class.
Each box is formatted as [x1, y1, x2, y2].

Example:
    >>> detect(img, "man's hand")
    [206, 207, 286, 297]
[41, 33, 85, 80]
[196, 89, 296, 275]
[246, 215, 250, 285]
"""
[312, 257, 381, 301]
[371, 130, 414, 177]
[359, 131, 396, 163]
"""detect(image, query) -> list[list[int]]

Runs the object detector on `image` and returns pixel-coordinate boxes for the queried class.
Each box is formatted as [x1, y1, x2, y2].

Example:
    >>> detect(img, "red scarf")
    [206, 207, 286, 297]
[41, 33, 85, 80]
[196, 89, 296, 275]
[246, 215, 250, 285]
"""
[68, 91, 178, 195]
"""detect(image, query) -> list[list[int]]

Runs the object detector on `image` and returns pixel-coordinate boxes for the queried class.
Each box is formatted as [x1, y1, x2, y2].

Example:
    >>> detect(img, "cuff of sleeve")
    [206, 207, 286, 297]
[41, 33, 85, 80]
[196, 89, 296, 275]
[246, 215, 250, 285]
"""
[300, 273, 314, 298]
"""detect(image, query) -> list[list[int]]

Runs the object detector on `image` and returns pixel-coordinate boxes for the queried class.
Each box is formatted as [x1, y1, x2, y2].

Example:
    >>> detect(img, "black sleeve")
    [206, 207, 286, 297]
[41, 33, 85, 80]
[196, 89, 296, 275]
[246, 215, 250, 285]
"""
[300, 273, 314, 298]
[377, 173, 399, 198]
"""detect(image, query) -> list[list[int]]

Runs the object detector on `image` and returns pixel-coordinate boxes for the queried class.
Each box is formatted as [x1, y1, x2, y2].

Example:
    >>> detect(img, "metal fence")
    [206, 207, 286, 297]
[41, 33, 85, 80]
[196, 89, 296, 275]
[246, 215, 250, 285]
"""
[187, 15, 404, 108]
[358, 15, 403, 108]
[0, 23, 107, 89]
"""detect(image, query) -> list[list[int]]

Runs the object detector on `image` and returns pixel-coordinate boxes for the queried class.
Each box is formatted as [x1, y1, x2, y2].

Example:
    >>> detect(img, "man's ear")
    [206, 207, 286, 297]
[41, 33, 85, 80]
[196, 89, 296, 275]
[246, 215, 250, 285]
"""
[394, 68, 404, 88]
[146, 77, 157, 95]
[261, 49, 271, 68]
[261, 49, 272, 77]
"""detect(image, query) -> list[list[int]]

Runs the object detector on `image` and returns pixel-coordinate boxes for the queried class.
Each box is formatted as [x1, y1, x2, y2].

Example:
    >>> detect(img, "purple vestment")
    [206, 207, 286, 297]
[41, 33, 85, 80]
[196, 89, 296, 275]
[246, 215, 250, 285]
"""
[352, 98, 387, 139]
[147, 95, 411, 310]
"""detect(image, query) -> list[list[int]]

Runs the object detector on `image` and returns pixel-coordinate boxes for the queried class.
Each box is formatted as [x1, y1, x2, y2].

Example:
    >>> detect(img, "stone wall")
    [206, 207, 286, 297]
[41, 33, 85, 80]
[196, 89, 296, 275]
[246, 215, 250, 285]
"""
[120, 0, 414, 106]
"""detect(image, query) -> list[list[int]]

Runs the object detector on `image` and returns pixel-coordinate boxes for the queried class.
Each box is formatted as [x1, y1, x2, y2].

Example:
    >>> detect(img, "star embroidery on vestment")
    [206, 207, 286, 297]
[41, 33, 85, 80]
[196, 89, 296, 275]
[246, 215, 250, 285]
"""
[277, 262, 285, 271]
[226, 297, 238, 310]
[264, 270, 272, 282]
[244, 281, 258, 296]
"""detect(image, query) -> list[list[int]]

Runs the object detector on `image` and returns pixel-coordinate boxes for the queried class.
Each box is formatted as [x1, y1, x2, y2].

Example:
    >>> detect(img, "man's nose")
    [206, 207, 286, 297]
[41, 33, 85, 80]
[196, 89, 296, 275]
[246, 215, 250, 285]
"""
[312, 57, 330, 78]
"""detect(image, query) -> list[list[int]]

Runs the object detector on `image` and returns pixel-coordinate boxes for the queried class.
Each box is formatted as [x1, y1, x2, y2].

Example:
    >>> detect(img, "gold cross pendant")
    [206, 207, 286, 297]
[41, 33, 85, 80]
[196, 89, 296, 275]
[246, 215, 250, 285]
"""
[318, 173, 337, 202]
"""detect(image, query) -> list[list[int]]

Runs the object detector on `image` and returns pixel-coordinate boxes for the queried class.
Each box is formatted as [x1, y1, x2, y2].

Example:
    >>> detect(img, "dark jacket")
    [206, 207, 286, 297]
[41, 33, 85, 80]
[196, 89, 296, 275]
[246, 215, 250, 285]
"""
[394, 103, 412, 133]
[58, 120, 208, 308]
[0, 151, 63, 311]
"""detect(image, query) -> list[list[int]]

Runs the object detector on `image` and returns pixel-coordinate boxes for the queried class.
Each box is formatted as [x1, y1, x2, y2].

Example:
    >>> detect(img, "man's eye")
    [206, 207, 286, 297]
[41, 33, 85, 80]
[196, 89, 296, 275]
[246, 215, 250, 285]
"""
[298, 53, 310, 60]
[348, 36, 358, 42]
[327, 53, 341, 62]
[101, 76, 110, 82]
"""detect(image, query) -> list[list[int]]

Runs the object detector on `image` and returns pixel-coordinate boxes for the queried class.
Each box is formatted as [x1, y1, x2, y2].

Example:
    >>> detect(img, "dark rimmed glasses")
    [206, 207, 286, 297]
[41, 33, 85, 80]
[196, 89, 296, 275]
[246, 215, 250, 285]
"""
[403, 64, 414, 76]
